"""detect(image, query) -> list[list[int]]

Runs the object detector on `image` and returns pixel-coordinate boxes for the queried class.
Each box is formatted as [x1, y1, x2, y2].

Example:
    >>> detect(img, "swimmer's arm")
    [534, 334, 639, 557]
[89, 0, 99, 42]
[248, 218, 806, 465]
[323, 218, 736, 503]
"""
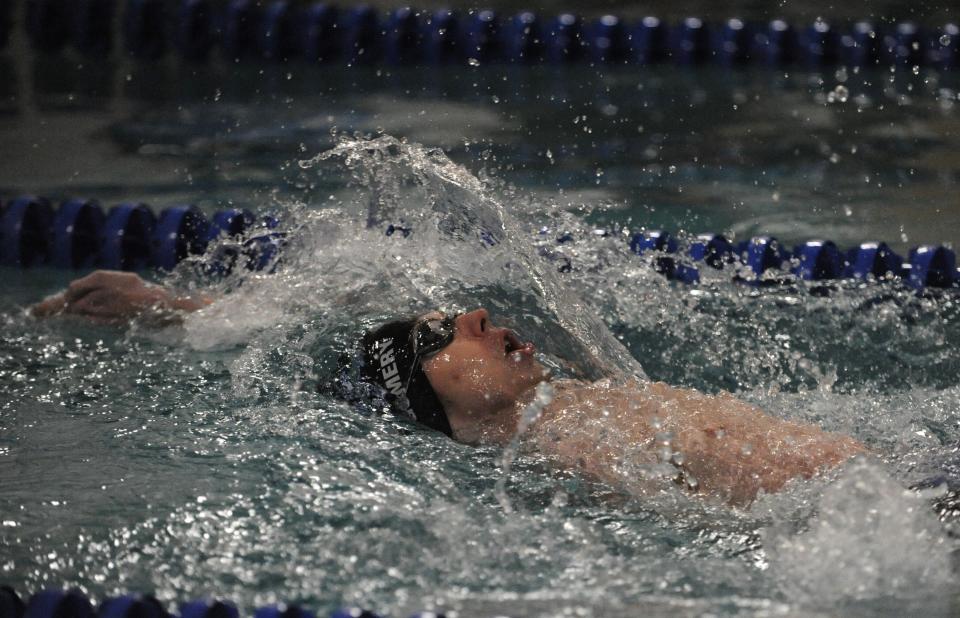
[531, 381, 867, 506]
[30, 270, 213, 325]
[645, 383, 867, 503]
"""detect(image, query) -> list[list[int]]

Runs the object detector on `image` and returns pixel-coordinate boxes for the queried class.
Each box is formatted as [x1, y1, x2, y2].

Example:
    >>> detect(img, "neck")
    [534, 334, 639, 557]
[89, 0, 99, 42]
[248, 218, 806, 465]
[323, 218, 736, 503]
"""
[446, 386, 540, 446]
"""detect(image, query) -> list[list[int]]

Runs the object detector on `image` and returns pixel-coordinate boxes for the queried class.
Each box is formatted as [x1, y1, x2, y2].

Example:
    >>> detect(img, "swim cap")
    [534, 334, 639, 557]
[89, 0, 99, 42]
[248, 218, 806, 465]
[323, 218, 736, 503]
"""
[356, 316, 454, 436]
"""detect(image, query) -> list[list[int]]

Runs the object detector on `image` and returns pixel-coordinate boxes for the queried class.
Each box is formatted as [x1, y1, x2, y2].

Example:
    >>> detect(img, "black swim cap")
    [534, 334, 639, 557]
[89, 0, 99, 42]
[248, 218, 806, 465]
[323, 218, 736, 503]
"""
[356, 317, 454, 437]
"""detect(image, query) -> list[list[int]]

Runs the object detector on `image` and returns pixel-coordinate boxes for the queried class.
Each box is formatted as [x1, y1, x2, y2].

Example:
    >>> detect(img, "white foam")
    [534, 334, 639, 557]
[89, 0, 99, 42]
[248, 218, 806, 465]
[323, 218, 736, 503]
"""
[765, 457, 955, 606]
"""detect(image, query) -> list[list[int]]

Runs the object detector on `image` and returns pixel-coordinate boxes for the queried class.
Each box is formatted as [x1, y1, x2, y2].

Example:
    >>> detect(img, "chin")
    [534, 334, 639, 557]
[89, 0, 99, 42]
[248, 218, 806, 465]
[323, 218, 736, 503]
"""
[516, 369, 547, 391]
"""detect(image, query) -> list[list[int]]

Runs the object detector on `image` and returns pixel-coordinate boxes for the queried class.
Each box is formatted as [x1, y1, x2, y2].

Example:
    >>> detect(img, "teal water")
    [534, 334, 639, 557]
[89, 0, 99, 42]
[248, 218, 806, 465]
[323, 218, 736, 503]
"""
[0, 59, 959, 616]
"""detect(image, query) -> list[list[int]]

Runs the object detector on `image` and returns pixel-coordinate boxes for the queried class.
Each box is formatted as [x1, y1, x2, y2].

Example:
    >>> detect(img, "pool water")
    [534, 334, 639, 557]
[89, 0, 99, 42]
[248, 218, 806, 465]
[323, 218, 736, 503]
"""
[1, 47, 960, 618]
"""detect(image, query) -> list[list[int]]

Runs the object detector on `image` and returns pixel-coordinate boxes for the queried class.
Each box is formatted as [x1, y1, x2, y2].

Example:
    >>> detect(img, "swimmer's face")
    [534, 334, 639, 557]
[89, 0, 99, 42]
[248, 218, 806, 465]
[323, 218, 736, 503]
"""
[421, 309, 546, 419]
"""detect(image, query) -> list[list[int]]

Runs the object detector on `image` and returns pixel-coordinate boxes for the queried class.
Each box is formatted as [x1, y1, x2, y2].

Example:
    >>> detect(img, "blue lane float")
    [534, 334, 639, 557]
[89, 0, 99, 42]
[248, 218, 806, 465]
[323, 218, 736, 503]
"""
[50, 198, 105, 269]
[123, 0, 167, 60]
[261, 0, 299, 62]
[99, 595, 169, 618]
[25, 0, 72, 53]
[385, 7, 423, 65]
[24, 589, 94, 618]
[0, 194, 957, 292]
[464, 9, 499, 64]
[342, 6, 381, 65]
[220, 0, 262, 60]
[328, 610, 383, 618]
[302, 3, 340, 63]
[909, 245, 957, 289]
[546, 13, 585, 64]
[689, 233, 734, 269]
[208, 208, 255, 241]
[17, 5, 956, 71]
[423, 9, 459, 65]
[631, 16, 670, 65]
[624, 230, 698, 283]
[589, 15, 628, 64]
[502, 11, 541, 64]
[0, 196, 54, 267]
[737, 236, 790, 282]
[73, 0, 115, 57]
[846, 241, 904, 280]
[101, 203, 157, 271]
[151, 205, 210, 271]
[6, 589, 445, 618]
[179, 600, 239, 618]
[713, 19, 751, 66]
[176, 0, 214, 63]
[253, 605, 314, 618]
[792, 240, 843, 281]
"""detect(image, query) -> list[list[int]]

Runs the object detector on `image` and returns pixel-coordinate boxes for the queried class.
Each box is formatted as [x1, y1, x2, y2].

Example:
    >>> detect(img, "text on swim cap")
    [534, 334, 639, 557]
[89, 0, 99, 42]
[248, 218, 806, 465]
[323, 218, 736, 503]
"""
[378, 338, 405, 396]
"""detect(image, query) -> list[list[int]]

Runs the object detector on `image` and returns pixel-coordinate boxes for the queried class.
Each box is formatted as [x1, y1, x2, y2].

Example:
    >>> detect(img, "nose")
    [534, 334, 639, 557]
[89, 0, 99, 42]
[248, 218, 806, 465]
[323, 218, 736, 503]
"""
[457, 308, 491, 337]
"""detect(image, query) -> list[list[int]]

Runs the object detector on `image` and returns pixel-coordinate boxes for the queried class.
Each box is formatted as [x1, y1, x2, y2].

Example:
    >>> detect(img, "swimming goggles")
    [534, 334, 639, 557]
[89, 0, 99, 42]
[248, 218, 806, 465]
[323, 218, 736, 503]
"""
[401, 313, 458, 391]
[410, 313, 460, 361]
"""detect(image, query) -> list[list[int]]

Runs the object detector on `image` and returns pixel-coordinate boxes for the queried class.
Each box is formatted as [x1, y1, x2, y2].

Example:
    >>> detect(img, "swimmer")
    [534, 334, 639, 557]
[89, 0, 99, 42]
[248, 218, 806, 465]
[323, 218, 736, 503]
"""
[32, 270, 866, 506]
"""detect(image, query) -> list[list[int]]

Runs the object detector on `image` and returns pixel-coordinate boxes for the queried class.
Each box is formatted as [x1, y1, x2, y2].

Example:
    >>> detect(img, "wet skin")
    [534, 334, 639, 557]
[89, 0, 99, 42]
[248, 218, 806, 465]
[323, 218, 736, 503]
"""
[420, 308, 547, 444]
[30, 270, 212, 325]
[420, 309, 866, 506]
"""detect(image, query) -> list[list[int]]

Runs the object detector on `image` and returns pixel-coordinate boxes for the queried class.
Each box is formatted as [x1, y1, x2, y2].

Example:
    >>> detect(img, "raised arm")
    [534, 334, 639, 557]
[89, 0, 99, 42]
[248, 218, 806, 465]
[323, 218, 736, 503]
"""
[528, 380, 866, 506]
[31, 270, 212, 325]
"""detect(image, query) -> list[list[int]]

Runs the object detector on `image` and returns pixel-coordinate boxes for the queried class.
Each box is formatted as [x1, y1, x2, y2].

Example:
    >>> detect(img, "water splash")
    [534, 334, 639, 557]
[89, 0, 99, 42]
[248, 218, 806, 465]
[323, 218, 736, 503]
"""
[495, 381, 555, 513]
[765, 458, 955, 607]
[194, 134, 647, 387]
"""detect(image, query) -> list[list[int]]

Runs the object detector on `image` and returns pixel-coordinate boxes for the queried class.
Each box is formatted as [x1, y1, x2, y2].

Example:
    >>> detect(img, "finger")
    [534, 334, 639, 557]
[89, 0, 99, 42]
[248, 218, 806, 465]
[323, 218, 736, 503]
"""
[65, 271, 109, 303]
[30, 292, 68, 317]
[69, 289, 123, 317]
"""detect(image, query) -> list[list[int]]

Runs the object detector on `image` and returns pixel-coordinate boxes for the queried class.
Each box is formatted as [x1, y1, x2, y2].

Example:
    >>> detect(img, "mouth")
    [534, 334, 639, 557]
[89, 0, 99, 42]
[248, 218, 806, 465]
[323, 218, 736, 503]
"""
[504, 330, 535, 358]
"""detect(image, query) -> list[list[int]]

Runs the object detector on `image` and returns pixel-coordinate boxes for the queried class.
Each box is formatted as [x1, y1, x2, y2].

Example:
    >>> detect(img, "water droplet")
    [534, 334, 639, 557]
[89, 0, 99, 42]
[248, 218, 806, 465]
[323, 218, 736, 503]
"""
[833, 84, 849, 103]
[843, 205, 853, 217]
[467, 57, 480, 67]
[741, 444, 753, 456]
[668, 165, 677, 174]
[940, 34, 952, 47]
[829, 152, 840, 163]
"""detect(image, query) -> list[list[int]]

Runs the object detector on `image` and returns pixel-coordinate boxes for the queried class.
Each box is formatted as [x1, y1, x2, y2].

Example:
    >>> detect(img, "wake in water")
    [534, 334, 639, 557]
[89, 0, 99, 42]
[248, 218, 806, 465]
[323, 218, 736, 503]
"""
[47, 134, 959, 613]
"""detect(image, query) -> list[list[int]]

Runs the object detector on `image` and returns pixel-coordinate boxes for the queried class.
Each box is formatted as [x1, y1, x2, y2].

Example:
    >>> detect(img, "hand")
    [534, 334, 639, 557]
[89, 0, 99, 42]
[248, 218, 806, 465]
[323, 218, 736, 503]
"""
[31, 270, 210, 324]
